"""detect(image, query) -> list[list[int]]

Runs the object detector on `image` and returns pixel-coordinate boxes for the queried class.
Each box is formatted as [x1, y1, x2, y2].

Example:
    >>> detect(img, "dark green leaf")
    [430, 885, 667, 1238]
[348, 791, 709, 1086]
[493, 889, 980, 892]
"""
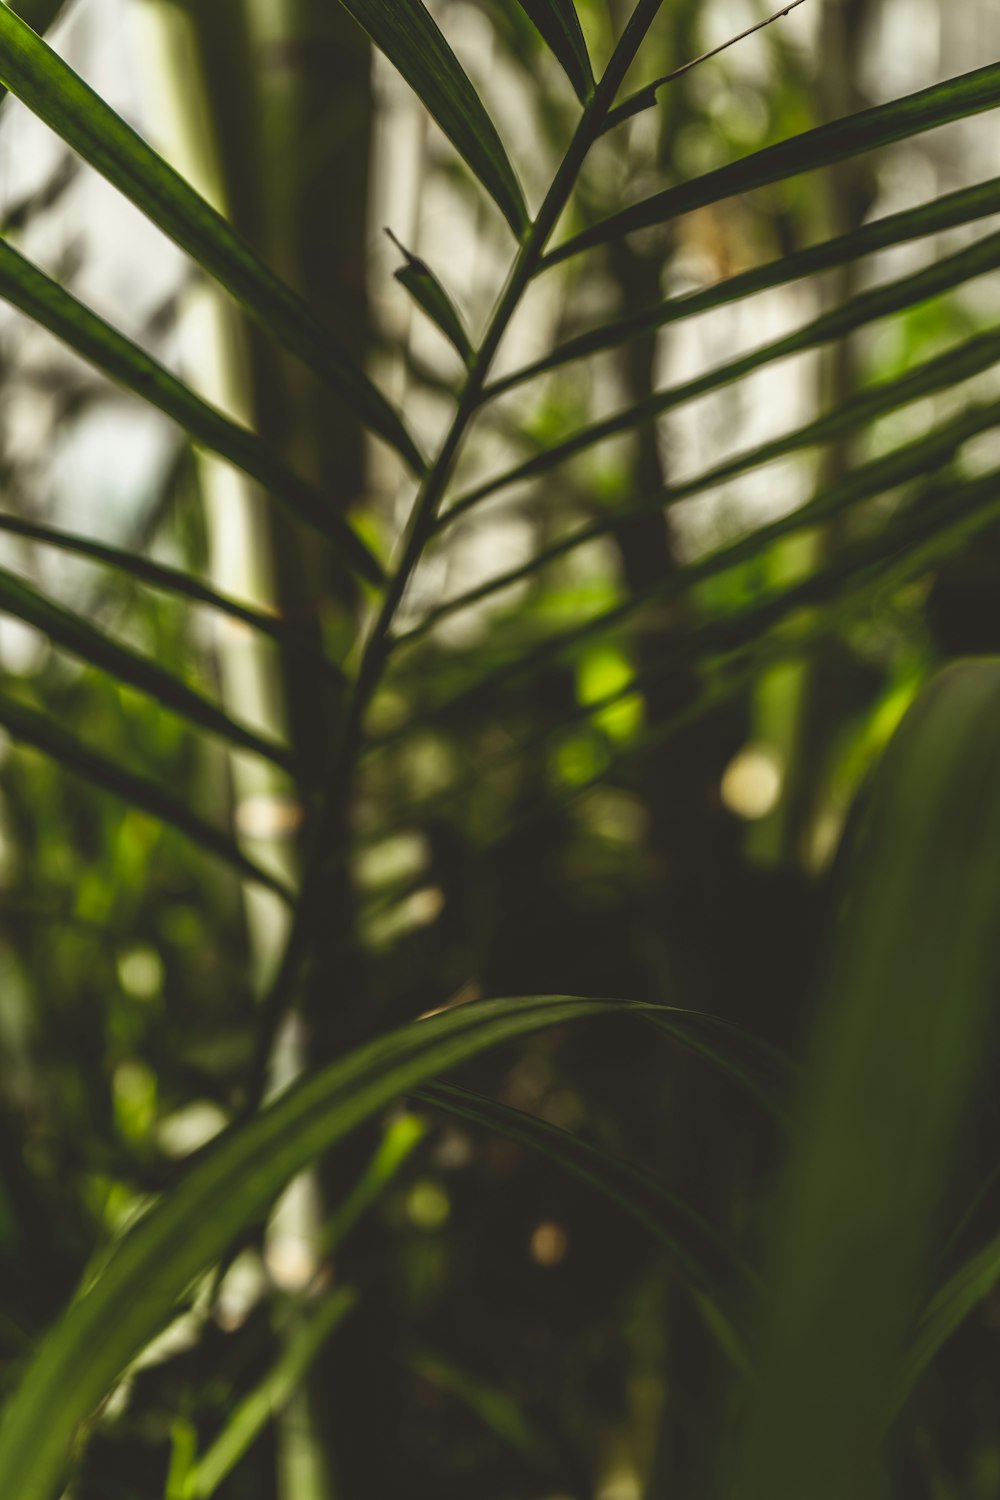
[335, 0, 529, 237]
[418, 1081, 755, 1356]
[904, 1230, 1000, 1394]
[727, 661, 1000, 1499]
[0, 565, 295, 772]
[0, 691, 291, 900]
[0, 4, 422, 472]
[0, 237, 384, 584]
[546, 61, 1000, 266]
[511, 0, 594, 103]
[386, 229, 473, 365]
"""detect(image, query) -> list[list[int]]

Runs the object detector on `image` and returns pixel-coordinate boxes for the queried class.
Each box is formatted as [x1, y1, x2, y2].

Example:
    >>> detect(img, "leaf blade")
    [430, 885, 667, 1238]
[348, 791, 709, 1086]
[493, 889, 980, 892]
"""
[0, 691, 291, 900]
[546, 61, 1000, 266]
[0, 236, 384, 583]
[335, 0, 529, 236]
[0, 2, 421, 471]
[511, 0, 594, 102]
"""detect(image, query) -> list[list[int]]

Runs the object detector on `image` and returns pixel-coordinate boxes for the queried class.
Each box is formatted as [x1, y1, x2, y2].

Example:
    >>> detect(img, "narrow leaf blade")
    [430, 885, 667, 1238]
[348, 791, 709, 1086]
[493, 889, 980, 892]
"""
[336, 0, 529, 236]
[511, 0, 594, 102]
[0, 237, 384, 583]
[0, 3, 421, 470]
[546, 61, 1000, 266]
[387, 229, 473, 365]
[0, 691, 290, 899]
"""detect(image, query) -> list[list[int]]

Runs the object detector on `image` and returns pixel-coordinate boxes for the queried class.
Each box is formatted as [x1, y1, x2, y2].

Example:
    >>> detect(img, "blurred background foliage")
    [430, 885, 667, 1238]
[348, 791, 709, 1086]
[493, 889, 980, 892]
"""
[0, 0, 998, 1496]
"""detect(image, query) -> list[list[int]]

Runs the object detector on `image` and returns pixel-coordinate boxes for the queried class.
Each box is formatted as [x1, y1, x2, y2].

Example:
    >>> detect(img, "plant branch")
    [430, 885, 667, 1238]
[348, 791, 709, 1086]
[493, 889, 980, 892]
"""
[239, 0, 671, 1110]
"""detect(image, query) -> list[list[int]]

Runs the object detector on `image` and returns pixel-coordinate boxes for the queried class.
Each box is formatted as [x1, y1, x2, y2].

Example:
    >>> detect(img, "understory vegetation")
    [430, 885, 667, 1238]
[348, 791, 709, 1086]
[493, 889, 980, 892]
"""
[0, 0, 997, 1496]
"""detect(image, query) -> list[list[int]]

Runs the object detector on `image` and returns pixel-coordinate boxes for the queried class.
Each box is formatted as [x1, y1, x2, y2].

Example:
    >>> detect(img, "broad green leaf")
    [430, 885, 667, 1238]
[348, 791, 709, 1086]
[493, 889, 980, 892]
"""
[0, 993, 785, 1500]
[386, 229, 473, 365]
[510, 0, 594, 103]
[0, 691, 291, 900]
[485, 175, 1000, 398]
[0, 3, 422, 473]
[0, 512, 344, 675]
[460, 228, 1000, 508]
[0, 0, 62, 104]
[726, 661, 1000, 1500]
[335, 0, 529, 237]
[419, 1081, 755, 1356]
[0, 565, 295, 772]
[0, 238, 384, 584]
[546, 60, 1000, 266]
[182, 1288, 358, 1499]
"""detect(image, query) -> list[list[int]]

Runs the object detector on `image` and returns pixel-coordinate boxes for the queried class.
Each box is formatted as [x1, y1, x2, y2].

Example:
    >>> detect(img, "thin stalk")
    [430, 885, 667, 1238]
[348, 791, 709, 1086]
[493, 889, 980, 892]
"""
[244, 0, 670, 1107]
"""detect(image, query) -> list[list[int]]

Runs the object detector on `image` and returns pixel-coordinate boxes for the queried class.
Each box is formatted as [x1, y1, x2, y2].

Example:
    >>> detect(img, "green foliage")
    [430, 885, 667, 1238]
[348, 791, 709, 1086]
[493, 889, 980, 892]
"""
[0, 0, 997, 1495]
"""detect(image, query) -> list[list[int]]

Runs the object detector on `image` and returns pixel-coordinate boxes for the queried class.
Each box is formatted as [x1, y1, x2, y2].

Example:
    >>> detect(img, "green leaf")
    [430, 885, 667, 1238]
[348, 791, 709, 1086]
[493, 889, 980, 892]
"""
[183, 1288, 358, 1499]
[0, 3, 422, 473]
[510, 0, 594, 103]
[545, 60, 1000, 266]
[903, 1229, 1000, 1395]
[486, 175, 1000, 398]
[0, 238, 383, 584]
[725, 661, 1000, 1500]
[0, 691, 291, 900]
[418, 1081, 755, 1357]
[0, 993, 782, 1500]
[386, 229, 473, 366]
[0, 565, 295, 773]
[335, 0, 529, 237]
[458, 229, 1000, 508]
[0, 511, 344, 676]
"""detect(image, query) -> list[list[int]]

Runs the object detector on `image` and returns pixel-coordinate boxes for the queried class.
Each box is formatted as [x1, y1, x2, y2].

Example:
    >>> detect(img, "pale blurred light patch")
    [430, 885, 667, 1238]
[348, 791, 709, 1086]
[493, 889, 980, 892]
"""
[720, 744, 783, 820]
[235, 794, 304, 841]
[117, 944, 164, 1001]
[530, 1220, 568, 1266]
[214, 1250, 268, 1332]
[156, 1100, 229, 1159]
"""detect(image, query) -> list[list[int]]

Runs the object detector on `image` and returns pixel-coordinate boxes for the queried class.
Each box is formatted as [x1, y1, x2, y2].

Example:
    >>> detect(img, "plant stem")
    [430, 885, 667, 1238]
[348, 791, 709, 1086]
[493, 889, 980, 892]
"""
[244, 0, 669, 1107]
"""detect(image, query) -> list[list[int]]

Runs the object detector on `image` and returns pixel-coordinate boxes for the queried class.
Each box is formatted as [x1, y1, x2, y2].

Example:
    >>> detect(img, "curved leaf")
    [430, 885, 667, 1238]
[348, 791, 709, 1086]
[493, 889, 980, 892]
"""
[903, 1229, 1000, 1395]
[0, 3, 422, 472]
[511, 0, 594, 103]
[0, 691, 291, 900]
[0, 993, 786, 1500]
[418, 1081, 755, 1357]
[545, 60, 1000, 266]
[386, 229, 472, 365]
[335, 0, 529, 237]
[0, 237, 383, 584]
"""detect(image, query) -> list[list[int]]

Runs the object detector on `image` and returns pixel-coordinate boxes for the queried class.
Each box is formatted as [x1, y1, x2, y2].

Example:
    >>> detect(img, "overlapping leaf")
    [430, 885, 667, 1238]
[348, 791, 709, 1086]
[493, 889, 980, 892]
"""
[0, 2, 421, 470]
